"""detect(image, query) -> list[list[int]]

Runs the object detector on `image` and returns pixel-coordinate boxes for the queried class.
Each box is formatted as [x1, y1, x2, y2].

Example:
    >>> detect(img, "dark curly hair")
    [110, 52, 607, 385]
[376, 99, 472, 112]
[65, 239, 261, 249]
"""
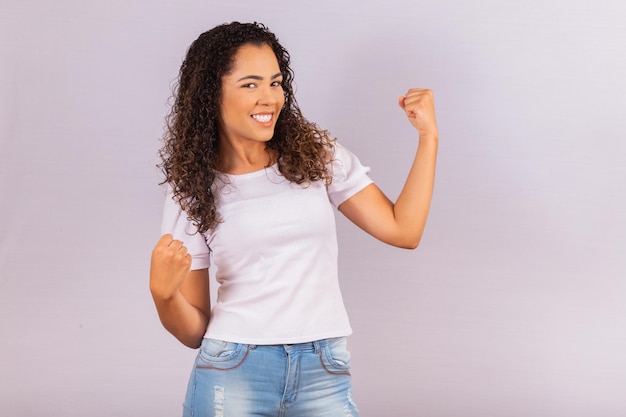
[159, 22, 335, 234]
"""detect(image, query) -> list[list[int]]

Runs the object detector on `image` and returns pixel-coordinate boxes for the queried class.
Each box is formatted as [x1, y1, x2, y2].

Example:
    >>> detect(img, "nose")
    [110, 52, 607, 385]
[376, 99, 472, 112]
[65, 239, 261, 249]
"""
[258, 85, 281, 106]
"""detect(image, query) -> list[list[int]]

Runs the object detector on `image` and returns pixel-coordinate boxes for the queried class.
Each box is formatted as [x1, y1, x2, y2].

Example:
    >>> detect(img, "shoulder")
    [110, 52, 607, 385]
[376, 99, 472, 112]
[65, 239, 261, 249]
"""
[326, 142, 374, 207]
[329, 142, 367, 178]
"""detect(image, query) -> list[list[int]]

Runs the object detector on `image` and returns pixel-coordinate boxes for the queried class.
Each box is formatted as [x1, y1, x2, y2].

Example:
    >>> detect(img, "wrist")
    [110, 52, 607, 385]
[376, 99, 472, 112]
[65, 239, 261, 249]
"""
[418, 134, 438, 148]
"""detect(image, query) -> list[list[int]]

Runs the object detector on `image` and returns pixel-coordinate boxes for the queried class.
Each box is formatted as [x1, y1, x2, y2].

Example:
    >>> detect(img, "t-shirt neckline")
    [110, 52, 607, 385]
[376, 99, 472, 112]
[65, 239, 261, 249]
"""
[221, 163, 279, 180]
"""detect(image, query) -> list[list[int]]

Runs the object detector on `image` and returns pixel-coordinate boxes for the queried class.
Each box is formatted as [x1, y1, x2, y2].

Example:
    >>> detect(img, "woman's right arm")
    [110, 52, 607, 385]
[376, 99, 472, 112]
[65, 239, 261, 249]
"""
[150, 234, 211, 349]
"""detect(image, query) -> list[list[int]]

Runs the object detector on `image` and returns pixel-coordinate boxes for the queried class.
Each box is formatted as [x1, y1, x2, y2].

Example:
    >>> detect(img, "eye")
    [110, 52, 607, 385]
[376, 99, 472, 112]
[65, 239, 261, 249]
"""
[242, 83, 257, 89]
[271, 80, 283, 87]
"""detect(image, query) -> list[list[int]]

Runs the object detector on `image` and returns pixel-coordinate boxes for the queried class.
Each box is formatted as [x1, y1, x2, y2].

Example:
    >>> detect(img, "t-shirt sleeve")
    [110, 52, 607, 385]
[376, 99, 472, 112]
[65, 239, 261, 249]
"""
[327, 142, 374, 207]
[160, 188, 211, 270]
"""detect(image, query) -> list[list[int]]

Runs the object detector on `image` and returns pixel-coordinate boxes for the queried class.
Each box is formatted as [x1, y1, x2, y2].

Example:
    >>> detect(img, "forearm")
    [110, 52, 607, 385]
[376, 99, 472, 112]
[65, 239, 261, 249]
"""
[392, 135, 438, 248]
[337, 89, 439, 249]
[152, 290, 209, 348]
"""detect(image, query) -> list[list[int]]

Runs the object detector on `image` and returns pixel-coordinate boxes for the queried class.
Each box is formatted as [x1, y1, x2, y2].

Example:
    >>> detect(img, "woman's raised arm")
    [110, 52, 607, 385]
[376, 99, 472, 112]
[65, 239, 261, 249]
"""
[338, 88, 438, 249]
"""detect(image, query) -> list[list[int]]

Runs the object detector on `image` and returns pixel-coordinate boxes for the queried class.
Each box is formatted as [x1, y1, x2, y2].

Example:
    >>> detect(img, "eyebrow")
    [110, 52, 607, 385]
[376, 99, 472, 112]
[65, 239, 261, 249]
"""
[236, 72, 283, 82]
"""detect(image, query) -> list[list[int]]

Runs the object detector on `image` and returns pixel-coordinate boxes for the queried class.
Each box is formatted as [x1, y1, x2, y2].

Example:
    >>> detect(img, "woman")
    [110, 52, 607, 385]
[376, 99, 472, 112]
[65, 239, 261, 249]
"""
[150, 22, 438, 416]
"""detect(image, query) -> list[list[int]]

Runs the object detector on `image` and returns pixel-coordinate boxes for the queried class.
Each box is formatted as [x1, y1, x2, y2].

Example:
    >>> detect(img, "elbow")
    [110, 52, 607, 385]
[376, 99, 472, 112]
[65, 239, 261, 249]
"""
[392, 234, 422, 250]
[400, 240, 420, 250]
[384, 223, 425, 249]
[178, 334, 204, 349]
[185, 340, 203, 349]
[169, 320, 208, 349]
[400, 228, 425, 249]
[399, 224, 429, 249]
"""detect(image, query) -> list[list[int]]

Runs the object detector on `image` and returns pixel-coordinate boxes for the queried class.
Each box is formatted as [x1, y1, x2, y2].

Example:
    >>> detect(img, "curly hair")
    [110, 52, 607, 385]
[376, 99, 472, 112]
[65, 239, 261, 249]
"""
[159, 22, 335, 234]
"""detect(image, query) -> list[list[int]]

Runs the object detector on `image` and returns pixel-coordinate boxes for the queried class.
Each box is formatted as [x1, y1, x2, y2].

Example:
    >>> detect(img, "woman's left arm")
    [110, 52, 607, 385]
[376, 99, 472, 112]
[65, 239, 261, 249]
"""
[338, 88, 438, 249]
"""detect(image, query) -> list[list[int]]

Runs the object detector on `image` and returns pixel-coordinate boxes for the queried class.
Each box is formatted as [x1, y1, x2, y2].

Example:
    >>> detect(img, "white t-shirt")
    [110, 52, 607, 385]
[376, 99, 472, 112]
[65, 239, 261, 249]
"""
[161, 143, 373, 344]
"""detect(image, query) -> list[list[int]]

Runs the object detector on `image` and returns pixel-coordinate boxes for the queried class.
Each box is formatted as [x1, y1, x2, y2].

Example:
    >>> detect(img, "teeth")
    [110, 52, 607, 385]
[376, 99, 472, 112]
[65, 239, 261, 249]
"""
[252, 114, 272, 123]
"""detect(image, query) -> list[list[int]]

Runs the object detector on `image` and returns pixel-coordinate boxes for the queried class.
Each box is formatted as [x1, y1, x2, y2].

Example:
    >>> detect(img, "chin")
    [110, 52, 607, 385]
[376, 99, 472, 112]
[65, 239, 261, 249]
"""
[259, 131, 276, 142]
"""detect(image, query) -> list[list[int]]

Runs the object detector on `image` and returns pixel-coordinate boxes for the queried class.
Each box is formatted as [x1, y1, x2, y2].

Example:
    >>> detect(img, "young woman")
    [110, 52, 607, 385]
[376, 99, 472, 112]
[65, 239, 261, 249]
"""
[150, 21, 438, 416]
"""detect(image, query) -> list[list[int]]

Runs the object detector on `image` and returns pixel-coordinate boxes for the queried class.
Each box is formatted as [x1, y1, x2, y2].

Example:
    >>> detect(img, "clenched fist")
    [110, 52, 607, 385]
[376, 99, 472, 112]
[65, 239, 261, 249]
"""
[398, 88, 438, 140]
[150, 234, 192, 301]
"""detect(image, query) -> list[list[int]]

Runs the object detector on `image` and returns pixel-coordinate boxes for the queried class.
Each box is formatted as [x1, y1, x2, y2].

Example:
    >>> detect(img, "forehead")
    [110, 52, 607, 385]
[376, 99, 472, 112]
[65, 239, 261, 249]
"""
[227, 43, 281, 75]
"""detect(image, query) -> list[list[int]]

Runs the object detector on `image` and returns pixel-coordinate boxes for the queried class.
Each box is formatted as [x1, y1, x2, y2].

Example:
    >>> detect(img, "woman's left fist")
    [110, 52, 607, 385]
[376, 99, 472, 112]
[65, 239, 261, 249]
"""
[398, 88, 438, 139]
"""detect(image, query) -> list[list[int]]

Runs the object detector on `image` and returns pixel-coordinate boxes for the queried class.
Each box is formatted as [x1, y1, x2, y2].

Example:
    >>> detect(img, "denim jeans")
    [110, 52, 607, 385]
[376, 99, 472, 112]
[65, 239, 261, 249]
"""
[182, 337, 360, 417]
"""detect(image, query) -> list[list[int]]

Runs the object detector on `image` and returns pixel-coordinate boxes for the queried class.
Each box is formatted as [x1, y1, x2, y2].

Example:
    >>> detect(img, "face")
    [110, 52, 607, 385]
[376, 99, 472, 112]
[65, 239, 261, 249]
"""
[218, 43, 285, 148]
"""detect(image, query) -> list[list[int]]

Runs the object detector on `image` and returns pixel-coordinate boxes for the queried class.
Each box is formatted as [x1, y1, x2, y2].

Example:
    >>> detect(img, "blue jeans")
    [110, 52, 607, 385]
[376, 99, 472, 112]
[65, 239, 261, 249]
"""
[183, 337, 360, 417]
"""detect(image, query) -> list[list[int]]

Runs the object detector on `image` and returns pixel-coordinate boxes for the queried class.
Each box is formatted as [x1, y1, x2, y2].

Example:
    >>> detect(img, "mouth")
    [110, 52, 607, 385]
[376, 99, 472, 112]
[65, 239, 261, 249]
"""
[251, 113, 274, 125]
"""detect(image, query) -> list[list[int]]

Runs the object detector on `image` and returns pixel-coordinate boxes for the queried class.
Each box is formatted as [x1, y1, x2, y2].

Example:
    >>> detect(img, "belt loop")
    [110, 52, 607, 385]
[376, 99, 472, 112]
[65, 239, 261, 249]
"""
[313, 339, 321, 354]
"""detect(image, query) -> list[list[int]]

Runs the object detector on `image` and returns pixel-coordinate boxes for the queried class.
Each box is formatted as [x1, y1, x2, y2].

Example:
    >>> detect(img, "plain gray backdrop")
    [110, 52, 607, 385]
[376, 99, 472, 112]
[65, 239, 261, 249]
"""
[1, 0, 625, 416]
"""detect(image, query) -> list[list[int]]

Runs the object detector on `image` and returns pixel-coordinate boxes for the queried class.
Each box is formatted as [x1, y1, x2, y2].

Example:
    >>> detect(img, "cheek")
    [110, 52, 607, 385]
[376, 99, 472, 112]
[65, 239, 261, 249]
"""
[278, 94, 286, 110]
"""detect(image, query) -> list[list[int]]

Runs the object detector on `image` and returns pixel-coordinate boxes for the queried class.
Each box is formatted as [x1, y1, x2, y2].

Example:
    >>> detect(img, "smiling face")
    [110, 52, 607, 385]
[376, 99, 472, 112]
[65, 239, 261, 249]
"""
[218, 43, 285, 150]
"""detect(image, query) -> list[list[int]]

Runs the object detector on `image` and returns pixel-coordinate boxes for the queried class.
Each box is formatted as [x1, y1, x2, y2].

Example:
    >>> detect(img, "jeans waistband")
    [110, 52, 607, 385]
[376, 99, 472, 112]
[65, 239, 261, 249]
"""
[246, 337, 344, 354]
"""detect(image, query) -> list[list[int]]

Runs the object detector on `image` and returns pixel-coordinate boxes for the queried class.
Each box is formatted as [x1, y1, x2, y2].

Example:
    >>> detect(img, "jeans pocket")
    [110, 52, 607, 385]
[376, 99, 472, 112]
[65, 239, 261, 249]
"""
[320, 337, 351, 374]
[196, 338, 248, 370]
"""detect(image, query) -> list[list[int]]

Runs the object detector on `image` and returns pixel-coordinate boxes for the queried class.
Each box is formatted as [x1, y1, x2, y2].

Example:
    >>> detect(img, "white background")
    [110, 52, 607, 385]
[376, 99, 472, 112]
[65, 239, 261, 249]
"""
[1, 1, 625, 416]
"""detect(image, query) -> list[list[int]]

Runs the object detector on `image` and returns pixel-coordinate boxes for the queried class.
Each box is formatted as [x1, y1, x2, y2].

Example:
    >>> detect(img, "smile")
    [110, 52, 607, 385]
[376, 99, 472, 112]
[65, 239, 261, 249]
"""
[251, 113, 273, 123]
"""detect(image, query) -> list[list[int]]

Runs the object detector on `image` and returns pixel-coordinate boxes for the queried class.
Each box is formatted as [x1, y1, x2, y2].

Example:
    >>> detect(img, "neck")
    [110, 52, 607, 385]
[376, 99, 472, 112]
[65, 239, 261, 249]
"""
[217, 139, 275, 174]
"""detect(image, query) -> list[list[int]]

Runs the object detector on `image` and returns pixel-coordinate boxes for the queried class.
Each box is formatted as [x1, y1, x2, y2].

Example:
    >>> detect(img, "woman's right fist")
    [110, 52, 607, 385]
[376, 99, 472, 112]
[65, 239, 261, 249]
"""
[149, 234, 192, 300]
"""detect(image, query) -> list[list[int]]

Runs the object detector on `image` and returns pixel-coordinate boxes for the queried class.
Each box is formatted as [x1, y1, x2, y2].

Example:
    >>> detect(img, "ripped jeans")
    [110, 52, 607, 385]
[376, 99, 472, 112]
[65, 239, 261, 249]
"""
[182, 337, 360, 417]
